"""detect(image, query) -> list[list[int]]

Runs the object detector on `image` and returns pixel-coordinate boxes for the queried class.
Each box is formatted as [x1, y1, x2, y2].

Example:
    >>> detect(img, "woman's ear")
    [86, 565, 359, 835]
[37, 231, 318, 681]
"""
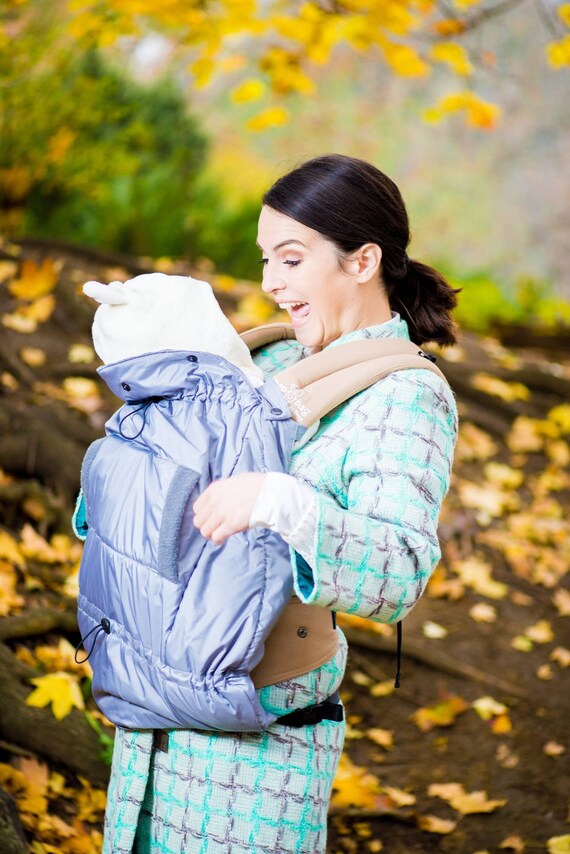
[351, 243, 382, 283]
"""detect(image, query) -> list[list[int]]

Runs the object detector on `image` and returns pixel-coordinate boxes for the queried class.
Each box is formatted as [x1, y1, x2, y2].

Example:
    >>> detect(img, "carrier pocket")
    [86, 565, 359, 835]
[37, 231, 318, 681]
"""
[157, 466, 201, 583]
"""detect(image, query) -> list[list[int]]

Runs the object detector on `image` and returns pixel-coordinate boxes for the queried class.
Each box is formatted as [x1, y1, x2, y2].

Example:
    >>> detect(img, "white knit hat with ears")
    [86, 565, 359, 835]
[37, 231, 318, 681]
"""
[82, 272, 265, 387]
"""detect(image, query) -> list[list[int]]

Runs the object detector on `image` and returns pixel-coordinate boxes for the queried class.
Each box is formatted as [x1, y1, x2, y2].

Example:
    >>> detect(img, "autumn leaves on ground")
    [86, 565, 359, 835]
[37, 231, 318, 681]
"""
[0, 239, 568, 854]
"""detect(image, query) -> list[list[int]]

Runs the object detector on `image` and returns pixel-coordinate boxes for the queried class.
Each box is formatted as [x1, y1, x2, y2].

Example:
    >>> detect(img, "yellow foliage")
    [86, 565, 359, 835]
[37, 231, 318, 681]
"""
[431, 18, 467, 36]
[231, 78, 265, 103]
[0, 559, 25, 616]
[330, 752, 383, 809]
[246, 105, 290, 132]
[428, 781, 506, 814]
[379, 38, 431, 77]
[546, 34, 570, 68]
[547, 836, 570, 854]
[417, 814, 457, 833]
[0, 530, 26, 568]
[48, 128, 75, 163]
[8, 258, 59, 300]
[424, 90, 501, 128]
[411, 695, 470, 731]
[472, 373, 529, 401]
[559, 3, 570, 26]
[20, 347, 47, 367]
[68, 343, 95, 364]
[430, 42, 473, 75]
[453, 0, 481, 7]
[26, 671, 85, 720]
[451, 555, 508, 599]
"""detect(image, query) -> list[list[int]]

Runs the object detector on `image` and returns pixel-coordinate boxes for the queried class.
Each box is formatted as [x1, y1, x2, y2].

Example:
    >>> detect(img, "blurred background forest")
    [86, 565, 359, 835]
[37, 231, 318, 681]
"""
[0, 1, 569, 852]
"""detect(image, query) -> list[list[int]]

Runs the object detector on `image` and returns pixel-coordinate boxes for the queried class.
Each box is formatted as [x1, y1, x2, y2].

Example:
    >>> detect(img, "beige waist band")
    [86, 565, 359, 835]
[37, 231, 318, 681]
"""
[251, 596, 339, 689]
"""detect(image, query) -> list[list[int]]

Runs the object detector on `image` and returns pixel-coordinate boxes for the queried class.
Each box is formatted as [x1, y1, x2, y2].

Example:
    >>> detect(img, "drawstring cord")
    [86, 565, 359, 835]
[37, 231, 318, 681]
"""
[74, 618, 110, 664]
[119, 397, 163, 440]
[394, 621, 402, 688]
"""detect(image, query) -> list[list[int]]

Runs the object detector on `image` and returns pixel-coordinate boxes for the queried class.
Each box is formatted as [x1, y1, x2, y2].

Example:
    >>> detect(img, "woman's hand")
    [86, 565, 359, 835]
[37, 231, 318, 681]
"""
[192, 472, 268, 545]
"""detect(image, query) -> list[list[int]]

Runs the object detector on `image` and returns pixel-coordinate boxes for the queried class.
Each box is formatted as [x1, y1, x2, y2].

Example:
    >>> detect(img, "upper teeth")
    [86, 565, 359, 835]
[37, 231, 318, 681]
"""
[278, 302, 307, 308]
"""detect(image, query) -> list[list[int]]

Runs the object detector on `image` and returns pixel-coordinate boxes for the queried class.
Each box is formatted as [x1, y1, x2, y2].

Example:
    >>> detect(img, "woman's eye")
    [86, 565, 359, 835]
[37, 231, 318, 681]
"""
[258, 259, 268, 265]
[284, 260, 301, 267]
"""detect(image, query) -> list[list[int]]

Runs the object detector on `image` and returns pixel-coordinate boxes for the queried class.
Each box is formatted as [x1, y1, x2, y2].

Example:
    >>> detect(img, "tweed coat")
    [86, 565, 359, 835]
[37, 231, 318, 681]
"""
[102, 314, 458, 854]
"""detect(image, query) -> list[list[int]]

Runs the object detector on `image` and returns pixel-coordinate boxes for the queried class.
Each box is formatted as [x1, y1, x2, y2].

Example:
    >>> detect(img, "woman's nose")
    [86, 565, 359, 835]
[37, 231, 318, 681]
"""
[260, 265, 283, 295]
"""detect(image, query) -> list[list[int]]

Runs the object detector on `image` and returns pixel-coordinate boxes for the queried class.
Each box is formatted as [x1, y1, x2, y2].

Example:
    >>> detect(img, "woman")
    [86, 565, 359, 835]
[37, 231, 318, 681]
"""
[104, 153, 459, 853]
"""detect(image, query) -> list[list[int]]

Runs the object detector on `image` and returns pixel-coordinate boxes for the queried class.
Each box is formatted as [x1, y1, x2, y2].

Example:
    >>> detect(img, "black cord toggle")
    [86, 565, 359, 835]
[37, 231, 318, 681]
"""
[74, 617, 111, 664]
[119, 397, 164, 440]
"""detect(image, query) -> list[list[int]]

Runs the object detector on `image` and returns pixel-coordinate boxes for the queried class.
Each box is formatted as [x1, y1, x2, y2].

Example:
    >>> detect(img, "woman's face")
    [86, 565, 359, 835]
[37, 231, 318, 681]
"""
[257, 205, 377, 350]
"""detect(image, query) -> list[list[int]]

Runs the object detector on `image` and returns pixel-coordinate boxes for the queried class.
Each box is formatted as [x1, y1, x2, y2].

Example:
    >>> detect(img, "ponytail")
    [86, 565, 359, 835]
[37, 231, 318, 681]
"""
[384, 257, 460, 347]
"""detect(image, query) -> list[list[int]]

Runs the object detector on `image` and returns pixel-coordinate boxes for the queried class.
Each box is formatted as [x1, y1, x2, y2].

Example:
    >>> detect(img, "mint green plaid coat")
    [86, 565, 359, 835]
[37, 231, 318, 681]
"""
[102, 315, 458, 854]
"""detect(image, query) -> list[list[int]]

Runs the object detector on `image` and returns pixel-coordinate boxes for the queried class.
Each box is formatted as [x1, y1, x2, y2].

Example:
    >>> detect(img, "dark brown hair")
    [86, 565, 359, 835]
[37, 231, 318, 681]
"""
[262, 154, 459, 346]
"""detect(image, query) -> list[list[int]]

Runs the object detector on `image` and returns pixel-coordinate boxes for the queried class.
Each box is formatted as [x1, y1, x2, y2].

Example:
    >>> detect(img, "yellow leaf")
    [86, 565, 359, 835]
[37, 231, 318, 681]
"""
[490, 713, 512, 734]
[452, 556, 508, 599]
[547, 835, 570, 854]
[2, 311, 37, 333]
[559, 4, 570, 25]
[546, 35, 570, 68]
[26, 672, 84, 719]
[511, 635, 533, 652]
[455, 422, 498, 462]
[68, 344, 95, 364]
[331, 752, 384, 810]
[380, 40, 431, 77]
[0, 563, 25, 616]
[472, 696, 508, 720]
[15, 756, 49, 816]
[76, 776, 107, 822]
[231, 78, 265, 103]
[524, 619, 554, 643]
[246, 105, 290, 132]
[366, 728, 394, 750]
[0, 531, 25, 568]
[550, 646, 570, 668]
[48, 128, 75, 163]
[8, 258, 59, 300]
[22, 295, 55, 323]
[382, 785, 415, 806]
[428, 781, 506, 814]
[20, 347, 46, 367]
[458, 479, 519, 523]
[422, 620, 448, 638]
[469, 603, 497, 623]
[20, 523, 61, 563]
[411, 695, 470, 732]
[35, 638, 92, 678]
[472, 373, 529, 402]
[483, 462, 524, 489]
[417, 814, 457, 833]
[62, 377, 103, 415]
[543, 741, 565, 757]
[430, 42, 473, 75]
[369, 679, 396, 698]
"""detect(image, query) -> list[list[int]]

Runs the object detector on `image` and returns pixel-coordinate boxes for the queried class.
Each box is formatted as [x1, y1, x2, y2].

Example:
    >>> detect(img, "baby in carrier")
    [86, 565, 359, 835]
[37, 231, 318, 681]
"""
[75, 272, 344, 732]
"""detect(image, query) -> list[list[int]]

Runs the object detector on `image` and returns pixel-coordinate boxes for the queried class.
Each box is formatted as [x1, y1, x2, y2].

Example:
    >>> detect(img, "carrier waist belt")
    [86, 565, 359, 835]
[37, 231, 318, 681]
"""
[251, 595, 339, 688]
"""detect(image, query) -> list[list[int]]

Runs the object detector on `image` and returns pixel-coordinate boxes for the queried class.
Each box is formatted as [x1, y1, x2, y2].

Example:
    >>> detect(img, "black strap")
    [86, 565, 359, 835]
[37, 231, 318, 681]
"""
[276, 690, 343, 728]
[394, 620, 402, 688]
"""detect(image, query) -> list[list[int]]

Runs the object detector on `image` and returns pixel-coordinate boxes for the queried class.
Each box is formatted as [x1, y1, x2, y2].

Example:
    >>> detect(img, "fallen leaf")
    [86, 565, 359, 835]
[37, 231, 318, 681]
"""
[547, 835, 570, 854]
[26, 671, 84, 719]
[496, 743, 519, 768]
[472, 374, 529, 402]
[536, 664, 554, 680]
[0, 531, 25, 568]
[76, 776, 107, 822]
[8, 258, 59, 300]
[14, 757, 49, 816]
[20, 523, 62, 563]
[382, 785, 415, 806]
[428, 781, 506, 814]
[553, 589, 570, 617]
[483, 462, 524, 489]
[20, 347, 46, 367]
[511, 635, 533, 652]
[454, 422, 497, 461]
[68, 343, 95, 364]
[543, 741, 565, 757]
[422, 620, 448, 639]
[472, 696, 508, 720]
[331, 753, 385, 810]
[366, 728, 394, 750]
[491, 713, 512, 734]
[452, 556, 508, 599]
[416, 814, 457, 834]
[411, 695, 470, 732]
[469, 603, 497, 623]
[550, 647, 570, 668]
[370, 680, 395, 698]
[524, 620, 554, 643]
[352, 671, 373, 686]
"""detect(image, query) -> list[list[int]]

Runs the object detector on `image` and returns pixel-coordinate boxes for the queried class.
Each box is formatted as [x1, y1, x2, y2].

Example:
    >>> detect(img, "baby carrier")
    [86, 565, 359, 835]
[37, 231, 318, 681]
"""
[75, 322, 447, 732]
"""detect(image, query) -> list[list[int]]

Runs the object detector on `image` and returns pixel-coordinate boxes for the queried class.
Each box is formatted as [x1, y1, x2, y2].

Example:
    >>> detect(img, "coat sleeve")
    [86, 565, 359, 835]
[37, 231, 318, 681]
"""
[288, 370, 458, 624]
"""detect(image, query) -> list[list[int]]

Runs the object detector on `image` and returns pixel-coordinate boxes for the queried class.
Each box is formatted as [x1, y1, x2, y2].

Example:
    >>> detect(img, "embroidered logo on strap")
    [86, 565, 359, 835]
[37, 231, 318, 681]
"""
[275, 379, 311, 419]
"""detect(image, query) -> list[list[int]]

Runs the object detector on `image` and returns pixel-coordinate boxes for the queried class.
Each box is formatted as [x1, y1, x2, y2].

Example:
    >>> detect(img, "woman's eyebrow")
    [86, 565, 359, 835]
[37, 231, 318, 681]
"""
[255, 239, 307, 251]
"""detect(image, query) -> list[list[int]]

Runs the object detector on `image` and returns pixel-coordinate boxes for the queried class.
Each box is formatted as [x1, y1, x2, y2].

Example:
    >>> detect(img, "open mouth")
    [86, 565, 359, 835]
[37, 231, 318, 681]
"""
[278, 302, 311, 327]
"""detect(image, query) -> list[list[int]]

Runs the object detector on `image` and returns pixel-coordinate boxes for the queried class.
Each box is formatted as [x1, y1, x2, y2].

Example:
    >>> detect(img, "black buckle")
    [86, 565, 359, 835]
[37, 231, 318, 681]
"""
[153, 730, 169, 752]
[276, 699, 344, 728]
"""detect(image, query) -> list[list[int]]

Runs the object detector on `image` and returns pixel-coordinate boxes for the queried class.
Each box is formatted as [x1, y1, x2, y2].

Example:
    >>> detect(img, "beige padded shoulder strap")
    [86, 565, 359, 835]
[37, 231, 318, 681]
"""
[239, 322, 449, 428]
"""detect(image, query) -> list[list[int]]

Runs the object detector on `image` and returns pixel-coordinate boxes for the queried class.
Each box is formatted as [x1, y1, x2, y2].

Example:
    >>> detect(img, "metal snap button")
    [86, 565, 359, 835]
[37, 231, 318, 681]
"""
[186, 355, 198, 362]
[271, 407, 282, 415]
[297, 626, 308, 639]
[121, 382, 131, 391]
